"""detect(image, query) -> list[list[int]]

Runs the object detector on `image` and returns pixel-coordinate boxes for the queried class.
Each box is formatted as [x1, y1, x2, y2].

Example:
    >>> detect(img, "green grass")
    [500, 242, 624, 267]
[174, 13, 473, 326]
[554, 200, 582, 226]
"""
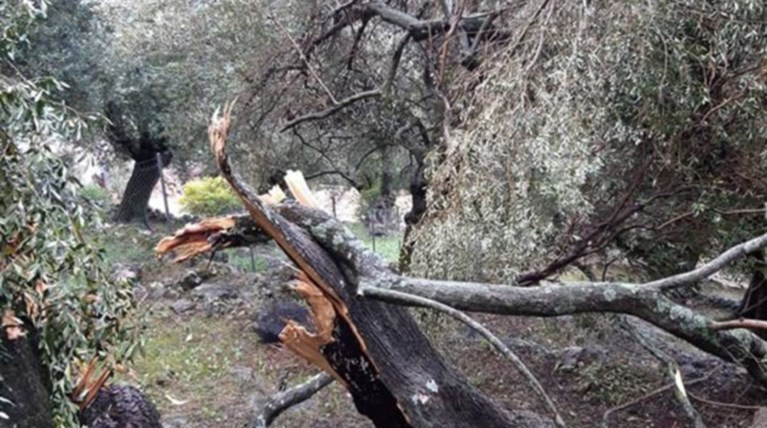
[228, 248, 270, 272]
[345, 222, 403, 264]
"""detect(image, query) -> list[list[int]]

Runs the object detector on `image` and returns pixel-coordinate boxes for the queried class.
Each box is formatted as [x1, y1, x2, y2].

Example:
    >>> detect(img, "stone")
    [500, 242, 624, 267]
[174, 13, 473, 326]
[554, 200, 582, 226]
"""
[179, 271, 202, 291]
[191, 283, 239, 300]
[554, 346, 605, 373]
[170, 299, 196, 314]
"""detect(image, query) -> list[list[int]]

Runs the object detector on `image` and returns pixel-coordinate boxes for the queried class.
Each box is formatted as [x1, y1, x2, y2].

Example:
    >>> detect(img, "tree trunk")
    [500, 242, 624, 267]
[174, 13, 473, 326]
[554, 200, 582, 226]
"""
[0, 327, 54, 428]
[158, 206, 554, 428]
[113, 150, 171, 227]
[399, 151, 427, 273]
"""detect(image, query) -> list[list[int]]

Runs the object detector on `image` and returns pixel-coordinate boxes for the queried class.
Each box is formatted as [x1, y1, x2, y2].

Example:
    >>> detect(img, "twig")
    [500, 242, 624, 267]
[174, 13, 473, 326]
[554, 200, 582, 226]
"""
[709, 318, 767, 332]
[616, 316, 706, 428]
[270, 13, 338, 104]
[249, 372, 334, 428]
[687, 391, 763, 411]
[360, 286, 566, 428]
[602, 368, 716, 426]
[279, 89, 381, 131]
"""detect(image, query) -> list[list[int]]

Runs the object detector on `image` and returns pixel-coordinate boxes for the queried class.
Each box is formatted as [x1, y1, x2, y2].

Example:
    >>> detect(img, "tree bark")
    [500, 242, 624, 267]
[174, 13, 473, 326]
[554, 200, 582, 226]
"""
[113, 155, 164, 226]
[0, 326, 54, 428]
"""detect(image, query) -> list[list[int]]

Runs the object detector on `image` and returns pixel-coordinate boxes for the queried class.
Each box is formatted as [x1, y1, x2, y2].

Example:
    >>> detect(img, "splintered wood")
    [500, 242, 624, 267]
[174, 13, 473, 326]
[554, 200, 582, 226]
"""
[279, 273, 345, 385]
[155, 217, 237, 262]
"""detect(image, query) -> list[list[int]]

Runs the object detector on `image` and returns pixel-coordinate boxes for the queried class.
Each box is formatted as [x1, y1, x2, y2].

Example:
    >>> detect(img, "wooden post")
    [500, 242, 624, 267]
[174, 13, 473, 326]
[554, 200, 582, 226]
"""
[249, 246, 257, 271]
[156, 153, 172, 233]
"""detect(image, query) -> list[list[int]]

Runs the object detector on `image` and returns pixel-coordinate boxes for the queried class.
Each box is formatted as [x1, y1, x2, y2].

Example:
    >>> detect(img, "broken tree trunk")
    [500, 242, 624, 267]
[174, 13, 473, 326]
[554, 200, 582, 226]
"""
[158, 105, 554, 428]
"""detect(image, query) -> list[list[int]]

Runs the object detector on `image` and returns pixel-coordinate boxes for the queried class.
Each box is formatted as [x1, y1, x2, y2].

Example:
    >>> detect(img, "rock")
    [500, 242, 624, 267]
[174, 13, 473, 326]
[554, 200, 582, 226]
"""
[191, 283, 239, 300]
[112, 263, 141, 283]
[147, 282, 168, 301]
[162, 416, 189, 428]
[252, 301, 310, 343]
[230, 365, 253, 383]
[170, 299, 196, 314]
[554, 346, 605, 373]
[179, 271, 202, 291]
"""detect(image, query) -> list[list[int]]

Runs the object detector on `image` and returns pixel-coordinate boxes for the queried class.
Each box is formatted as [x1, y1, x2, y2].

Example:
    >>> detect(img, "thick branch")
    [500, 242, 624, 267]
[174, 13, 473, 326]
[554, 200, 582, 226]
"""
[368, 276, 767, 385]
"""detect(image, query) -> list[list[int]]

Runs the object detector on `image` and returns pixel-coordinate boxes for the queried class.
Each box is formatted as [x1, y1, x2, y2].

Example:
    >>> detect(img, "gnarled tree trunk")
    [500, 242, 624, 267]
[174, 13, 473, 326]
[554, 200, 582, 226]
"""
[0, 325, 54, 428]
[113, 149, 171, 226]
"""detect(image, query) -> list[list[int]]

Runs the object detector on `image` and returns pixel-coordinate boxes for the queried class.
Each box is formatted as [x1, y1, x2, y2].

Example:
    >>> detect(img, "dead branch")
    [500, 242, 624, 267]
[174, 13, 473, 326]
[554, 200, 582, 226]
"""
[710, 318, 767, 332]
[249, 372, 334, 428]
[279, 89, 381, 132]
[360, 286, 566, 428]
[617, 316, 706, 428]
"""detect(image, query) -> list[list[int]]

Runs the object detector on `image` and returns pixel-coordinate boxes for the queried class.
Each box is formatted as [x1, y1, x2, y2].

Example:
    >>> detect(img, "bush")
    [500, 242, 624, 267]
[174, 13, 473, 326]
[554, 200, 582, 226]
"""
[179, 176, 241, 216]
[79, 184, 112, 206]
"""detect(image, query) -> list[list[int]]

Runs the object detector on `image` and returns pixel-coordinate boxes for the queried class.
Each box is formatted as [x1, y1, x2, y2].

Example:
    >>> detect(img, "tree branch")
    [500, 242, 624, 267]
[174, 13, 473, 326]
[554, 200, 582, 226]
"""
[279, 89, 381, 132]
[645, 231, 767, 290]
[249, 373, 334, 428]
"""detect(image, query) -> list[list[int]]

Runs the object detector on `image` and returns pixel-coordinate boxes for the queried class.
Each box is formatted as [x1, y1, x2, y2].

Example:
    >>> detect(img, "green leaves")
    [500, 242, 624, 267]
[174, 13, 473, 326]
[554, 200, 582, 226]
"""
[1, 3, 141, 424]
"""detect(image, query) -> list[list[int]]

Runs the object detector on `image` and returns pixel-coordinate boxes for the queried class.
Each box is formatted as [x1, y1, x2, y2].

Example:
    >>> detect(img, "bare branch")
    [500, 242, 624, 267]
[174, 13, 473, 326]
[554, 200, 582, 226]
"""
[710, 318, 767, 332]
[360, 286, 566, 428]
[249, 373, 334, 428]
[279, 89, 381, 131]
[646, 231, 767, 290]
[270, 13, 338, 104]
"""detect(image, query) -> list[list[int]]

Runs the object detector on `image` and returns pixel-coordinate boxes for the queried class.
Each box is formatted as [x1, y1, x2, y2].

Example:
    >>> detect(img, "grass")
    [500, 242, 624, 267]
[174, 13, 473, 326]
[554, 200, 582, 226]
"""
[344, 222, 403, 264]
[228, 248, 271, 272]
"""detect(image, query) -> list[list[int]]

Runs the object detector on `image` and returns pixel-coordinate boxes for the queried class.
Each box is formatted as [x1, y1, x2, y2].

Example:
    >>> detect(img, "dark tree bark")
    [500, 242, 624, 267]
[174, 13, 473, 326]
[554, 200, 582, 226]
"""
[735, 250, 767, 339]
[0, 326, 54, 428]
[113, 146, 171, 227]
[106, 102, 172, 227]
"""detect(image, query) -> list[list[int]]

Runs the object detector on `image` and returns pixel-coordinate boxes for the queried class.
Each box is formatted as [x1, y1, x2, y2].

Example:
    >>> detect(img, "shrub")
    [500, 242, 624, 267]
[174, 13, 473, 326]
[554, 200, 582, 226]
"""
[179, 176, 241, 216]
[79, 184, 112, 207]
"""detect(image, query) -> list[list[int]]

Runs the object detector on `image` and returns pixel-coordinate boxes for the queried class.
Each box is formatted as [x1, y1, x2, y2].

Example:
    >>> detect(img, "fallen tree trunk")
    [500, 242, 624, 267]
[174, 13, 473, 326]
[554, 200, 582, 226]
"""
[160, 204, 767, 388]
[197, 105, 553, 427]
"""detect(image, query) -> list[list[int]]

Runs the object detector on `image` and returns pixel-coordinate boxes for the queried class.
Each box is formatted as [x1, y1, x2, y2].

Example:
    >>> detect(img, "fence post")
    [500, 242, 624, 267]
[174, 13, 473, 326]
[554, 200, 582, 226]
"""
[156, 153, 172, 233]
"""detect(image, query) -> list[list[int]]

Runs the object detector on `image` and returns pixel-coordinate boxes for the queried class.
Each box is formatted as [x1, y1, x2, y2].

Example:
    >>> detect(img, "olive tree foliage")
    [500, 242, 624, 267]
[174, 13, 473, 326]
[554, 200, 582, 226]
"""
[1, 1, 141, 425]
[19, 0, 271, 171]
[411, 0, 767, 284]
[233, 1, 437, 195]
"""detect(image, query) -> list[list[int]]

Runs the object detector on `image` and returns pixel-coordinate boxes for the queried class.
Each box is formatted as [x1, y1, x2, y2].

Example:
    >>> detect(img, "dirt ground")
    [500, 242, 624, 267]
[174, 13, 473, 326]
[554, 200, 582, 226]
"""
[110, 224, 766, 428]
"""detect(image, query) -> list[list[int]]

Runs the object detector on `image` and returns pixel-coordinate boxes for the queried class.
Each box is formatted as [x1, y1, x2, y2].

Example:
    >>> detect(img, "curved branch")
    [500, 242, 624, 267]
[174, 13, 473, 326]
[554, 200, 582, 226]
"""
[646, 231, 767, 290]
[249, 373, 334, 428]
[280, 89, 381, 132]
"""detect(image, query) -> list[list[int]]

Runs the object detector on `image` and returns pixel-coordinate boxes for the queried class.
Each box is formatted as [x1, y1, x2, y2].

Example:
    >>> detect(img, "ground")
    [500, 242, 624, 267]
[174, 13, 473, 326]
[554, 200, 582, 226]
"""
[96, 219, 765, 428]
